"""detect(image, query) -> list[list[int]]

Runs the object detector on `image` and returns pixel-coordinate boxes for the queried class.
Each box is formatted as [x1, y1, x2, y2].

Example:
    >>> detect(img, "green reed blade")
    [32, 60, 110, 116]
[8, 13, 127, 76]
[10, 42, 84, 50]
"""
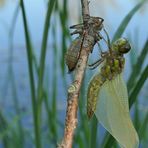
[59, 0, 70, 76]
[128, 29, 139, 67]
[127, 39, 148, 92]
[138, 112, 148, 140]
[0, 111, 9, 148]
[75, 133, 85, 148]
[89, 116, 98, 148]
[79, 79, 90, 146]
[36, 0, 56, 147]
[9, 4, 25, 147]
[50, 46, 58, 143]
[112, 0, 146, 42]
[37, 0, 56, 114]
[129, 65, 148, 107]
[134, 100, 140, 130]
[101, 134, 115, 148]
[19, 1, 40, 148]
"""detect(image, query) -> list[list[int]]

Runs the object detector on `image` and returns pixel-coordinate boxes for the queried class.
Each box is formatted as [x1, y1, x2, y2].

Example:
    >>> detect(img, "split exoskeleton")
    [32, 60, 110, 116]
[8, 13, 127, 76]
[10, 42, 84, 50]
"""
[65, 16, 104, 72]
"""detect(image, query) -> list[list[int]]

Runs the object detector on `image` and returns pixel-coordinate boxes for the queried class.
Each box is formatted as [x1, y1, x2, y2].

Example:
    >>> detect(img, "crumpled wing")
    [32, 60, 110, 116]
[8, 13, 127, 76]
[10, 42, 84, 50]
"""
[95, 74, 139, 148]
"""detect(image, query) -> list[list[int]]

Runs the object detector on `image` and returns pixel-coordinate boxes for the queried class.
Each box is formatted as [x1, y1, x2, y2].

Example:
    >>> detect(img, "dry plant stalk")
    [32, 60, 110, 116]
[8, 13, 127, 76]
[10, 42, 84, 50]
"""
[59, 0, 100, 147]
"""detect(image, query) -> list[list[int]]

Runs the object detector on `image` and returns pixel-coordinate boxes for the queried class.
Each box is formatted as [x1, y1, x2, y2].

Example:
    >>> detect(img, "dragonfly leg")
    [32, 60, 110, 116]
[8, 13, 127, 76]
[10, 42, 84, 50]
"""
[96, 26, 112, 53]
[70, 29, 83, 35]
[70, 23, 84, 36]
[88, 58, 104, 70]
[70, 23, 84, 29]
[96, 42, 103, 53]
[89, 16, 104, 24]
[96, 42, 108, 58]
[97, 32, 109, 48]
[95, 33, 102, 41]
[88, 63, 100, 70]
[102, 27, 112, 52]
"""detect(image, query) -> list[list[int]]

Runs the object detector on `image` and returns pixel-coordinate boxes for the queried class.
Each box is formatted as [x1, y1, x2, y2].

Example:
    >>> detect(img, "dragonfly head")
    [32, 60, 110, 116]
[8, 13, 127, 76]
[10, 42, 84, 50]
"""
[112, 38, 131, 54]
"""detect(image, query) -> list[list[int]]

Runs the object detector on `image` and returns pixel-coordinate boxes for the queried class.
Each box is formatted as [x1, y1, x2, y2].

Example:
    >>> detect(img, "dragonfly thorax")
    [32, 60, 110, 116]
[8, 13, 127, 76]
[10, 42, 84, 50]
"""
[100, 54, 125, 81]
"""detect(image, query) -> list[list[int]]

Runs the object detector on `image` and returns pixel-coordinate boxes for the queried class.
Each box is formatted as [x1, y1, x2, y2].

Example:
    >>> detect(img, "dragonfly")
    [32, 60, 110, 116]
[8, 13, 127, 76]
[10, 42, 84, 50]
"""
[87, 32, 139, 148]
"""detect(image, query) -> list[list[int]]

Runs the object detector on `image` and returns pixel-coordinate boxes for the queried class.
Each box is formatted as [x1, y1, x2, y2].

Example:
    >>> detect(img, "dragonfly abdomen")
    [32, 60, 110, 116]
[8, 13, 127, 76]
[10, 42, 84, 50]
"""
[87, 57, 125, 119]
[87, 73, 105, 119]
[65, 37, 83, 72]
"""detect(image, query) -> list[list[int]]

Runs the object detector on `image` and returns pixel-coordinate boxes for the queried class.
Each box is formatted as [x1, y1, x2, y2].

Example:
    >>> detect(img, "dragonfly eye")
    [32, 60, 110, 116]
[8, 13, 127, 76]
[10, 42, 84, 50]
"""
[114, 38, 131, 54]
[119, 42, 131, 54]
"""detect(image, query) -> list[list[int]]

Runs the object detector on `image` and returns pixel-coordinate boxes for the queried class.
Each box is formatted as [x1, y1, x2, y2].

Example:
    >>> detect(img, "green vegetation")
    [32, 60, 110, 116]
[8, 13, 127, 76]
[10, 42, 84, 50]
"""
[0, 0, 147, 147]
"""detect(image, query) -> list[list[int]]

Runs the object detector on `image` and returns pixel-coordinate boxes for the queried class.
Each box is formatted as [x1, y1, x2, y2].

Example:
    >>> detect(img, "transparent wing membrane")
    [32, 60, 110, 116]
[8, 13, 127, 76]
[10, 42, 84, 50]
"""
[95, 74, 139, 148]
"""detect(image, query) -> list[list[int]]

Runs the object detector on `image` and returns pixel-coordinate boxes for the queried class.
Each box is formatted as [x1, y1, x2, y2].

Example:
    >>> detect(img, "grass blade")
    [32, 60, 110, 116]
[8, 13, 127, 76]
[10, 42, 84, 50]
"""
[127, 39, 148, 91]
[0, 111, 9, 148]
[9, 4, 25, 147]
[134, 100, 140, 130]
[129, 65, 148, 107]
[112, 0, 146, 42]
[101, 134, 115, 148]
[37, 0, 56, 112]
[36, 0, 56, 147]
[79, 80, 90, 146]
[19, 1, 40, 147]
[89, 116, 98, 148]
[59, 0, 70, 76]
[138, 112, 148, 140]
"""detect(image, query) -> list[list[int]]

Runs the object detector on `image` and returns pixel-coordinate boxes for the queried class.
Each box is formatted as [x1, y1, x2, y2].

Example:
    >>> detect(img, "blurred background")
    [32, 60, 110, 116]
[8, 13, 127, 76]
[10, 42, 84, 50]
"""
[0, 0, 148, 148]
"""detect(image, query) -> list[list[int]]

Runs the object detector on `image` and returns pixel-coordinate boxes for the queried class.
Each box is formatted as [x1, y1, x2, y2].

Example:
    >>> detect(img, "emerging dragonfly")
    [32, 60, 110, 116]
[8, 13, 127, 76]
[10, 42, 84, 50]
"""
[87, 32, 139, 148]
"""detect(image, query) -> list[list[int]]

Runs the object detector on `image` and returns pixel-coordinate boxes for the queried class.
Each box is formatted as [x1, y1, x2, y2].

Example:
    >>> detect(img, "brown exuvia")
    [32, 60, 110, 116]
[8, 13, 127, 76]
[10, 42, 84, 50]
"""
[65, 16, 104, 72]
[65, 37, 83, 72]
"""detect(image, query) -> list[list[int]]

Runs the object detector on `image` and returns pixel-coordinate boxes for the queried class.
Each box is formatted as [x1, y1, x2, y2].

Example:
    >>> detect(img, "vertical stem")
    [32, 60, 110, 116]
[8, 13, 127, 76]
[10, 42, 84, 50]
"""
[36, 0, 56, 147]
[59, 0, 92, 148]
[37, 0, 56, 108]
[9, 5, 25, 147]
[19, 1, 40, 148]
[81, 0, 90, 19]
[0, 111, 9, 148]
[89, 116, 98, 148]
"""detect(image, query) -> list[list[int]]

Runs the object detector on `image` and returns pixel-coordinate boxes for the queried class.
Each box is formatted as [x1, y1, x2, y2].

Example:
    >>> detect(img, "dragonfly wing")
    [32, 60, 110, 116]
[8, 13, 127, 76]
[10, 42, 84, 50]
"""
[95, 74, 139, 148]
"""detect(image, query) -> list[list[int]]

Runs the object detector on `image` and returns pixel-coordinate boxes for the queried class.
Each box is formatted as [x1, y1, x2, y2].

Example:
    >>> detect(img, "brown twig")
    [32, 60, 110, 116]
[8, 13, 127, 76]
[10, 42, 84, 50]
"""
[58, 0, 100, 148]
